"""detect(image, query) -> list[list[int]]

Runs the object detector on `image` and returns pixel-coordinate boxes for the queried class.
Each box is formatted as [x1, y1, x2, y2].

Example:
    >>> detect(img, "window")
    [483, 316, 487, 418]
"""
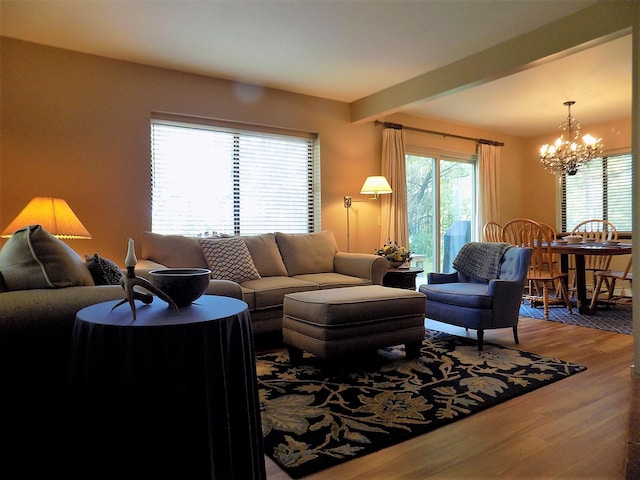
[562, 152, 632, 233]
[406, 150, 476, 277]
[151, 118, 319, 236]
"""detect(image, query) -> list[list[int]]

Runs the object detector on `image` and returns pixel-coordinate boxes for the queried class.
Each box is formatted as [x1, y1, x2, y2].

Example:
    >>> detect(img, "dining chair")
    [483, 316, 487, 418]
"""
[570, 219, 619, 297]
[589, 256, 632, 313]
[501, 218, 538, 297]
[502, 218, 573, 320]
[537, 221, 565, 298]
[482, 221, 502, 242]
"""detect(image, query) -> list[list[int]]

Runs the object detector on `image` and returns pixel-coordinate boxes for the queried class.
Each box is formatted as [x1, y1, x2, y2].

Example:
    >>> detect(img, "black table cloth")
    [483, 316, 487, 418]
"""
[69, 296, 265, 480]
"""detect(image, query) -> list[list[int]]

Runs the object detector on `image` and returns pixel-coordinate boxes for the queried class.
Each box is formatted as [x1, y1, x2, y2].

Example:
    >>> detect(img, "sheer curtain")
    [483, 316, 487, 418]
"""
[477, 143, 501, 239]
[380, 128, 409, 247]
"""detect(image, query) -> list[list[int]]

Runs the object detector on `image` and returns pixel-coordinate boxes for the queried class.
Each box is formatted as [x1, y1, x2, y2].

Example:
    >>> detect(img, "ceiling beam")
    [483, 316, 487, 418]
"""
[350, 0, 636, 123]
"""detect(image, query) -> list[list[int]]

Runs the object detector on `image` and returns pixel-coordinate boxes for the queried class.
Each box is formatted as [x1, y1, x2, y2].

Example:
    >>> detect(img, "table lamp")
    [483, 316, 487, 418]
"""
[1, 197, 92, 239]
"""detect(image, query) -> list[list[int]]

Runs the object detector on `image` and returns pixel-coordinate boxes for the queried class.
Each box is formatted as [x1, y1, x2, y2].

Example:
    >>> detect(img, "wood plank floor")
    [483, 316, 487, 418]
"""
[261, 317, 634, 479]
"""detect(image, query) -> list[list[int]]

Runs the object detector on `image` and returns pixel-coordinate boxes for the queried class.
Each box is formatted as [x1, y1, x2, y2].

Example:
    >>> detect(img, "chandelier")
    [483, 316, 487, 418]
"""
[539, 101, 603, 176]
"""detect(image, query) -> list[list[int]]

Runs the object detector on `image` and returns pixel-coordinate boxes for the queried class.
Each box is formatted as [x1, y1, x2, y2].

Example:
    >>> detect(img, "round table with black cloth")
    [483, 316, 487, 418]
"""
[69, 296, 265, 480]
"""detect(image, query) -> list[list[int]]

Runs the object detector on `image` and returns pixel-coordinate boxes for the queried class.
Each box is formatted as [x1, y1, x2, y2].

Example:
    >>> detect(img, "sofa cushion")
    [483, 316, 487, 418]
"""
[275, 231, 338, 276]
[0, 225, 94, 290]
[141, 232, 208, 268]
[199, 236, 261, 283]
[242, 233, 288, 277]
[84, 253, 123, 285]
[293, 272, 372, 289]
[240, 276, 318, 310]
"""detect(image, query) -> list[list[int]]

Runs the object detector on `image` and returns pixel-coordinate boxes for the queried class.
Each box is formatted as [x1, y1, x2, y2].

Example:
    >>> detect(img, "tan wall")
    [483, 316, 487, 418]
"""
[1, 38, 384, 260]
[0, 37, 632, 265]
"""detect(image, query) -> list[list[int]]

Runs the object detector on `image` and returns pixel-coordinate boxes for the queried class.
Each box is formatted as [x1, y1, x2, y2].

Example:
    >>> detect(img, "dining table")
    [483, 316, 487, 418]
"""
[549, 241, 632, 314]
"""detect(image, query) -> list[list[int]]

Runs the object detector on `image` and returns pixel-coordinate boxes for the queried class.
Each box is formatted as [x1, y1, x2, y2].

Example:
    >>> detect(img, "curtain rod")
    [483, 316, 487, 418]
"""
[374, 120, 504, 147]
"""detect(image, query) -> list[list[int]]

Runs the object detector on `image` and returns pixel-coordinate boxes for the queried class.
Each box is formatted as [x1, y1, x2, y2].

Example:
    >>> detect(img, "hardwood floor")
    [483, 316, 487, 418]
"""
[262, 317, 634, 479]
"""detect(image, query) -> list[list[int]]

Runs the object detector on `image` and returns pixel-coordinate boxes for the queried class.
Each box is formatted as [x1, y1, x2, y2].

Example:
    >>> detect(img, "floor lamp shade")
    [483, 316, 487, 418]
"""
[1, 197, 92, 239]
[360, 176, 392, 199]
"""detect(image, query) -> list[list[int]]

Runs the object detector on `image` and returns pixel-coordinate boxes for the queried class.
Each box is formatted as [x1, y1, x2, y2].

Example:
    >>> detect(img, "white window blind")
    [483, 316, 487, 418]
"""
[151, 119, 317, 236]
[562, 152, 632, 233]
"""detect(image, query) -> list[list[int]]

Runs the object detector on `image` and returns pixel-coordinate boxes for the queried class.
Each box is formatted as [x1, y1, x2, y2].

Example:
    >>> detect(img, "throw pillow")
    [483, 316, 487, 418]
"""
[0, 271, 7, 293]
[199, 236, 261, 283]
[0, 225, 95, 290]
[141, 231, 209, 268]
[275, 231, 338, 276]
[241, 233, 288, 277]
[85, 253, 124, 285]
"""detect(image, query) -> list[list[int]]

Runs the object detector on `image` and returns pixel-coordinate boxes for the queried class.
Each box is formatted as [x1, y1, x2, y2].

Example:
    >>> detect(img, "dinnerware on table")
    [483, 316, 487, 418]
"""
[565, 235, 583, 244]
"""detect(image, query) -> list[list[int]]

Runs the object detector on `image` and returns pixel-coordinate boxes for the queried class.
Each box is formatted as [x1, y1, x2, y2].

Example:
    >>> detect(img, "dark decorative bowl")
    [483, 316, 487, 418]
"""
[148, 268, 211, 307]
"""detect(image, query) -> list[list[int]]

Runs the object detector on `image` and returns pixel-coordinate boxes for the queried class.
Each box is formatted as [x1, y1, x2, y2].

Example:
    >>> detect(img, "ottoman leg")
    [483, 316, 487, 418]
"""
[287, 345, 304, 365]
[405, 341, 422, 359]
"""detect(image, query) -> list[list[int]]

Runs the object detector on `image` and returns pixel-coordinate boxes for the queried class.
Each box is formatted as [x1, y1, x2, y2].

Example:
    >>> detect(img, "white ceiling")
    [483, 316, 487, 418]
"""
[1, 0, 632, 138]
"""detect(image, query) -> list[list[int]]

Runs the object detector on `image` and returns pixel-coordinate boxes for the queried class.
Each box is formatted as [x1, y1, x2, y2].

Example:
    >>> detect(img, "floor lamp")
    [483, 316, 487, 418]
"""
[344, 176, 392, 252]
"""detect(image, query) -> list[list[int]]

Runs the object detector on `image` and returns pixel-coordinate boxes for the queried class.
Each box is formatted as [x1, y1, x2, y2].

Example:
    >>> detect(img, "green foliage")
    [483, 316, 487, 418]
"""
[406, 155, 474, 271]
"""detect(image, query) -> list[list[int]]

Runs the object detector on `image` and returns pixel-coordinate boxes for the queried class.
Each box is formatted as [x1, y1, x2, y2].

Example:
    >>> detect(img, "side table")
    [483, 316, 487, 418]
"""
[383, 267, 424, 290]
[68, 296, 266, 480]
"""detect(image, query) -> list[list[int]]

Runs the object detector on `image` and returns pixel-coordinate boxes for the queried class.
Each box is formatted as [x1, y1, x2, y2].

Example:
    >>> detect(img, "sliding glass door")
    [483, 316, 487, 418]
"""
[406, 152, 476, 282]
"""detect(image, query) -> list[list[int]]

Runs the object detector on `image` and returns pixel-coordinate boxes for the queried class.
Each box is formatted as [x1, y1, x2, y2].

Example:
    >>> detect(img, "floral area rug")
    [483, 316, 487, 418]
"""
[257, 330, 586, 478]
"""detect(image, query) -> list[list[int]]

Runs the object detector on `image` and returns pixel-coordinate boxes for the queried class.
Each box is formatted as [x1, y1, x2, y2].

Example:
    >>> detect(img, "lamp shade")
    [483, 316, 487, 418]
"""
[360, 176, 392, 196]
[1, 197, 92, 239]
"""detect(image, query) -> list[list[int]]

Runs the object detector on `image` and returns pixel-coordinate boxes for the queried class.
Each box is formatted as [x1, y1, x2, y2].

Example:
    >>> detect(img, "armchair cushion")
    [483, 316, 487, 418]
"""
[423, 282, 492, 309]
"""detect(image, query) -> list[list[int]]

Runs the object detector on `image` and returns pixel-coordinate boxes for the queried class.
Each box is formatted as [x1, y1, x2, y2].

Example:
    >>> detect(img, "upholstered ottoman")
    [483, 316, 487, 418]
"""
[282, 285, 426, 363]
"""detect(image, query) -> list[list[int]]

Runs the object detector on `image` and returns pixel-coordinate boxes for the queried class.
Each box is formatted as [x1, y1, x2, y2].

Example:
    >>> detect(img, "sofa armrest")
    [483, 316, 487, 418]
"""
[205, 280, 243, 300]
[134, 258, 167, 272]
[427, 272, 459, 284]
[334, 252, 389, 285]
[132, 259, 242, 300]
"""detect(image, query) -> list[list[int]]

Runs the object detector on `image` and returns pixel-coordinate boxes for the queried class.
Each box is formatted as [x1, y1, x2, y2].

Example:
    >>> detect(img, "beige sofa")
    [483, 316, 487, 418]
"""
[137, 230, 389, 335]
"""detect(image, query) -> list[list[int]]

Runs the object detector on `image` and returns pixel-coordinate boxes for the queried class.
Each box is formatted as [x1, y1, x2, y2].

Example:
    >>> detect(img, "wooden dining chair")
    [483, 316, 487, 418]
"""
[537, 221, 566, 298]
[570, 219, 619, 297]
[589, 256, 632, 313]
[502, 218, 573, 320]
[482, 221, 502, 242]
[501, 218, 538, 297]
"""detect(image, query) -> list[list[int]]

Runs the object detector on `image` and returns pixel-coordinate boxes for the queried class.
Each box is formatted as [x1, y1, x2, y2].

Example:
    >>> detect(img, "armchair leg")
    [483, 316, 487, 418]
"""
[513, 325, 519, 344]
[477, 330, 484, 351]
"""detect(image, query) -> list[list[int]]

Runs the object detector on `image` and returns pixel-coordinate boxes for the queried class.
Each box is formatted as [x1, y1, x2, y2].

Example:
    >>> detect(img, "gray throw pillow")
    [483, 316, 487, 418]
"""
[0, 225, 95, 290]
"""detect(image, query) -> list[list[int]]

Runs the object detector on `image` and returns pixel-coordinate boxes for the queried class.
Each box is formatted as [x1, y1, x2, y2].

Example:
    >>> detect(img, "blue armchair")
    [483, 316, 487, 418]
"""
[418, 243, 532, 350]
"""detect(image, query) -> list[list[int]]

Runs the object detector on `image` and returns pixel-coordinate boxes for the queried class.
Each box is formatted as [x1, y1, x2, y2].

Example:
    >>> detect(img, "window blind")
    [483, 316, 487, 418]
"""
[151, 120, 317, 236]
[562, 152, 632, 233]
